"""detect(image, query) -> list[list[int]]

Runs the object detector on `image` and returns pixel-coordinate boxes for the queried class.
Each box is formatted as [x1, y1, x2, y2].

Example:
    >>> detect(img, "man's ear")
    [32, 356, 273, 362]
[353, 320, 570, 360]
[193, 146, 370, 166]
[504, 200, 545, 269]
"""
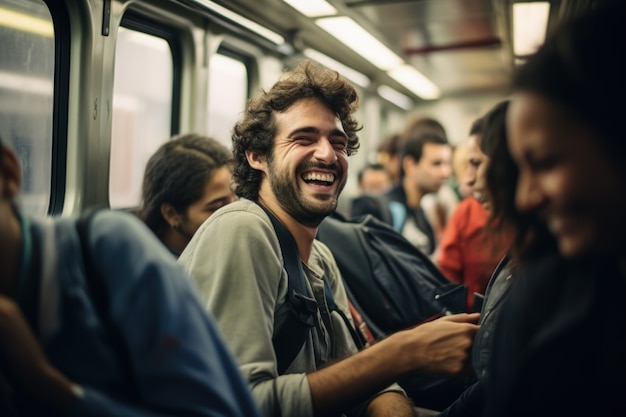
[160, 203, 181, 228]
[0, 147, 22, 199]
[245, 150, 267, 173]
[401, 155, 416, 176]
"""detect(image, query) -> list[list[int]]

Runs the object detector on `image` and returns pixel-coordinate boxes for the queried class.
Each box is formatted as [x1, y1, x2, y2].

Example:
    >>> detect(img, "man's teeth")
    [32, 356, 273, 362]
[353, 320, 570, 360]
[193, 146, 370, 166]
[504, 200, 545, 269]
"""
[303, 172, 335, 182]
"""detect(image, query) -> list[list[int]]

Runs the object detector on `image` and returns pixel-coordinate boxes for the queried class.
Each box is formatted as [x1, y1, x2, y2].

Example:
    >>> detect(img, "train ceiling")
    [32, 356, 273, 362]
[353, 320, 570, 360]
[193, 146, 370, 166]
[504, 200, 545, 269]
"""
[209, 0, 600, 102]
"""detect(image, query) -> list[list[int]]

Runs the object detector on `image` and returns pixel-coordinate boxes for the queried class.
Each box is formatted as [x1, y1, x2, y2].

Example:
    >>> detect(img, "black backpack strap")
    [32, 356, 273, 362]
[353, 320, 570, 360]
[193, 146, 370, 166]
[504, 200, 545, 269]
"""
[75, 208, 139, 398]
[322, 278, 365, 350]
[258, 204, 317, 374]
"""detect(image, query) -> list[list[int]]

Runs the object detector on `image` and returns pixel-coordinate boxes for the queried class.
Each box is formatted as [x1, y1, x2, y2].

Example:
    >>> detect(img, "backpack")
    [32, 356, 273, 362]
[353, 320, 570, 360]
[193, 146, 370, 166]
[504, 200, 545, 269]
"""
[351, 194, 407, 233]
[317, 211, 467, 339]
[316, 211, 472, 411]
[350, 194, 437, 255]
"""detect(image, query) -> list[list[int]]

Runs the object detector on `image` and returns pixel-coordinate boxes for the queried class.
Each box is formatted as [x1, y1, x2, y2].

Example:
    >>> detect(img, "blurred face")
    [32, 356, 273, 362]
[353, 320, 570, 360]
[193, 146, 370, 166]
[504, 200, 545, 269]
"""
[177, 166, 236, 239]
[508, 91, 626, 258]
[463, 135, 483, 188]
[464, 135, 491, 211]
[406, 142, 452, 195]
[252, 98, 348, 227]
[360, 168, 392, 194]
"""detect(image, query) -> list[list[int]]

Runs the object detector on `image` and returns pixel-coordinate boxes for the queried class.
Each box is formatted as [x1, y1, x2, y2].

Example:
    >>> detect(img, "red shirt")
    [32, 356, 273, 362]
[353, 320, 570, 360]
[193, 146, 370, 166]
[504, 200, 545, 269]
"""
[437, 197, 508, 310]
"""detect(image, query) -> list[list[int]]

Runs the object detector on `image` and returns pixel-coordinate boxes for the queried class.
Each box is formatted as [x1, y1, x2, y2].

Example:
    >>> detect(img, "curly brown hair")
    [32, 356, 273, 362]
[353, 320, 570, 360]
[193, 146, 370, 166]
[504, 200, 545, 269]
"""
[232, 59, 361, 201]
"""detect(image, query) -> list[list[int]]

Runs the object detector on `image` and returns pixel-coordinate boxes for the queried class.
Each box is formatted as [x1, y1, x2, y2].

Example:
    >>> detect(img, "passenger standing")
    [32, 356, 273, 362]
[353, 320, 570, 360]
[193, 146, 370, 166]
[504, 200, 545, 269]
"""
[403, 117, 459, 245]
[0, 137, 261, 416]
[179, 59, 479, 417]
[484, 4, 626, 416]
[353, 132, 453, 257]
[139, 133, 236, 256]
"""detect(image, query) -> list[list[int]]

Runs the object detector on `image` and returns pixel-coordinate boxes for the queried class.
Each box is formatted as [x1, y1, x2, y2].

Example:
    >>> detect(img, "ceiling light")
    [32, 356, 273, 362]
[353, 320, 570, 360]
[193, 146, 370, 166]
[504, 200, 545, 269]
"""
[377, 85, 413, 111]
[282, 0, 337, 17]
[194, 0, 285, 45]
[0, 6, 53, 37]
[316, 16, 403, 71]
[387, 65, 440, 100]
[512, 2, 550, 56]
[303, 48, 370, 88]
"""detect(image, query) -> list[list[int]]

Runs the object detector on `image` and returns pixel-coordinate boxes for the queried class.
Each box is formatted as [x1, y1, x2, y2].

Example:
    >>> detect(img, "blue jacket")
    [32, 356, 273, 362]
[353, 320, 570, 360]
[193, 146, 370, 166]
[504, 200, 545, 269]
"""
[15, 210, 261, 417]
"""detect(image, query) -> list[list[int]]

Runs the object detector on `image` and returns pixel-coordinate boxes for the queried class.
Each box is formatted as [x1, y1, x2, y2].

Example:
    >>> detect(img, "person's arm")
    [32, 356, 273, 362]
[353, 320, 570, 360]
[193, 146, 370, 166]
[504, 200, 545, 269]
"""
[318, 243, 414, 417]
[365, 392, 416, 417]
[307, 313, 479, 417]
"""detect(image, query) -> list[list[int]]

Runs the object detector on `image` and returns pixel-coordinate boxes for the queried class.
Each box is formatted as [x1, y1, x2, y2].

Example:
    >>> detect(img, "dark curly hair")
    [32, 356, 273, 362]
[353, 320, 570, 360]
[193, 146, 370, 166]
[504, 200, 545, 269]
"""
[232, 59, 361, 201]
[139, 133, 232, 238]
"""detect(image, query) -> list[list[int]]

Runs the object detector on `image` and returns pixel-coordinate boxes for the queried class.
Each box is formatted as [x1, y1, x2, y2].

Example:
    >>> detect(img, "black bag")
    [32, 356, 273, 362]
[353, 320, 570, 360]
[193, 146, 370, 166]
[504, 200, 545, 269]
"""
[316, 211, 473, 411]
[317, 212, 467, 338]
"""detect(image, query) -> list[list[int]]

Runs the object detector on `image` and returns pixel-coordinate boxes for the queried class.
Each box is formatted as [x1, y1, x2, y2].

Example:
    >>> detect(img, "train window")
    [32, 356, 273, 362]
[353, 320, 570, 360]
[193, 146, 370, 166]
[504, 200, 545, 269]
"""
[0, 0, 54, 216]
[206, 53, 248, 148]
[109, 27, 173, 209]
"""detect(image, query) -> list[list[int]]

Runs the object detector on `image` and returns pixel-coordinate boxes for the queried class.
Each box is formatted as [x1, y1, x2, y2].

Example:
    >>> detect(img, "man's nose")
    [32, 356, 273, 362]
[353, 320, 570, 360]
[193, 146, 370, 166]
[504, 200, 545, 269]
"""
[314, 138, 337, 164]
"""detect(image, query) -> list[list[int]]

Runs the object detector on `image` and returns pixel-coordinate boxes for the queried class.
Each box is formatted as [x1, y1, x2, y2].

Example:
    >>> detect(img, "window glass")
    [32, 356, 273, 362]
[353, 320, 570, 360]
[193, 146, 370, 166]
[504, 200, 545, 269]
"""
[206, 53, 248, 148]
[0, 0, 54, 216]
[110, 27, 172, 208]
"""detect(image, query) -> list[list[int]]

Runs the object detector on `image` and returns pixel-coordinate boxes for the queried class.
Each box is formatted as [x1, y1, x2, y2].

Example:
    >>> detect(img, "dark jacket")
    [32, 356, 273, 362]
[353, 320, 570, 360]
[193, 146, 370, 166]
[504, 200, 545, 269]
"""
[436, 257, 513, 417]
[484, 252, 626, 417]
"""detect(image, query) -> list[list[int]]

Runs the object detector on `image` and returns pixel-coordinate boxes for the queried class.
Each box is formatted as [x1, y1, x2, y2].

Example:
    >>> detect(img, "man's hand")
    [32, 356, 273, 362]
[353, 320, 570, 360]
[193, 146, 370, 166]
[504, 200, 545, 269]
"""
[397, 312, 480, 376]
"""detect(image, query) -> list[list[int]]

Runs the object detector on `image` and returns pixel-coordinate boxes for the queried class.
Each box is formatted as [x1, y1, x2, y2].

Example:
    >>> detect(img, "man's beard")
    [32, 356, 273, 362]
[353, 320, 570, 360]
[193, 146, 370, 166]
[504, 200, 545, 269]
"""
[268, 157, 345, 227]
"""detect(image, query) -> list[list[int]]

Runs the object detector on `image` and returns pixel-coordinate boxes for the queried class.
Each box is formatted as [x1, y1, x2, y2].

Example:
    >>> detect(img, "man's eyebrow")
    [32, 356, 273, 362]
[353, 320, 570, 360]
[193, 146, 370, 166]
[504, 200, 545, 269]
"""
[287, 126, 347, 139]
